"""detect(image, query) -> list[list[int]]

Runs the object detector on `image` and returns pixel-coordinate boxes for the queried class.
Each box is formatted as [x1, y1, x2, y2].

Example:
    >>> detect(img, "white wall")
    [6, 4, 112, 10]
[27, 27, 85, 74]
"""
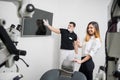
[0, 1, 20, 28]
[0, 0, 112, 80]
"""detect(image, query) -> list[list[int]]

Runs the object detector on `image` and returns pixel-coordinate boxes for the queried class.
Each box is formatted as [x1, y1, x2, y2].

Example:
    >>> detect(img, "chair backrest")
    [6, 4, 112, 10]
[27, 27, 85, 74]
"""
[71, 71, 87, 80]
[40, 69, 87, 80]
[40, 69, 59, 80]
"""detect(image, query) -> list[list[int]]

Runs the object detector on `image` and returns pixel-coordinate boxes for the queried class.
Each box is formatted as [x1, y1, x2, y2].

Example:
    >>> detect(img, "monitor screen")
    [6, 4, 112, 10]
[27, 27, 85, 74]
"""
[22, 8, 53, 37]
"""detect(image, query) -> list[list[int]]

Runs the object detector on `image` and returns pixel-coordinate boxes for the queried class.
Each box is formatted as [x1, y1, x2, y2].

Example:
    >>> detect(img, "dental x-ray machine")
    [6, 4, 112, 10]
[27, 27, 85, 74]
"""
[105, 0, 120, 79]
[96, 0, 120, 80]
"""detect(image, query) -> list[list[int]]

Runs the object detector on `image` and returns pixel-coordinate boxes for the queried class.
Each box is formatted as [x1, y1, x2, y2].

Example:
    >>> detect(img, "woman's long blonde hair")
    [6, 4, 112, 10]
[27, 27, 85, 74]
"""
[85, 21, 101, 42]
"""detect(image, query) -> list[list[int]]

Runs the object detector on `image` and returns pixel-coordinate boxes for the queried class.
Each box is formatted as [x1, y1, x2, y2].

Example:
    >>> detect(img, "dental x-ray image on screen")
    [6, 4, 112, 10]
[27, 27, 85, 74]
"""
[22, 8, 53, 36]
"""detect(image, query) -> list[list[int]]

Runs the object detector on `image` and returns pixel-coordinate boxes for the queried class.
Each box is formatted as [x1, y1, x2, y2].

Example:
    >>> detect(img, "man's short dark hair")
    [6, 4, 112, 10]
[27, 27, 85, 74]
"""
[69, 22, 76, 27]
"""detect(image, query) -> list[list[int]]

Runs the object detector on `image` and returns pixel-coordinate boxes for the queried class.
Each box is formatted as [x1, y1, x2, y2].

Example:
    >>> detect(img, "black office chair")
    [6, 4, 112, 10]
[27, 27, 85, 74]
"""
[40, 69, 87, 80]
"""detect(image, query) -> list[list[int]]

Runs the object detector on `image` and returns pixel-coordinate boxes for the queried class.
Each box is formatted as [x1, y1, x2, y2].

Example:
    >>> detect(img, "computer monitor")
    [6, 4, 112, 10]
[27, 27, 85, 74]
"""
[22, 8, 53, 37]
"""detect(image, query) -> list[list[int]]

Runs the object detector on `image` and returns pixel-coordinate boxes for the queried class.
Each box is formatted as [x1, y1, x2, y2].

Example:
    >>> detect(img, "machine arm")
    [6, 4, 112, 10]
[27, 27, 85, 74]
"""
[0, 25, 26, 56]
[0, 25, 27, 68]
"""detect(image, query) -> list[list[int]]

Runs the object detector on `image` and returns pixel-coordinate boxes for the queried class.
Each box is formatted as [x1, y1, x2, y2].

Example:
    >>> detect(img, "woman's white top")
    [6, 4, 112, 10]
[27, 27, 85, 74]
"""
[82, 36, 101, 58]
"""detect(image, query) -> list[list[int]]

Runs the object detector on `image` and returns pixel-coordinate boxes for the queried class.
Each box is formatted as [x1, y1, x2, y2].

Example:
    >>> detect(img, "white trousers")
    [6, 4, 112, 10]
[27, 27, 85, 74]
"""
[59, 49, 75, 70]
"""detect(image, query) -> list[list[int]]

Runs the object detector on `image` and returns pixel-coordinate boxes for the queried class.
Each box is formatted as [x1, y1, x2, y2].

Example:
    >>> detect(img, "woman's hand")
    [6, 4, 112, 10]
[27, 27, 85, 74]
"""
[73, 58, 82, 64]
[73, 55, 91, 64]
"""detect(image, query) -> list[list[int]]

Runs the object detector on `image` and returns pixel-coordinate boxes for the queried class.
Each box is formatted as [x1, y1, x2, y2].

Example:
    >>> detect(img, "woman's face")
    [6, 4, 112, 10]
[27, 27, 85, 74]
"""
[87, 24, 95, 36]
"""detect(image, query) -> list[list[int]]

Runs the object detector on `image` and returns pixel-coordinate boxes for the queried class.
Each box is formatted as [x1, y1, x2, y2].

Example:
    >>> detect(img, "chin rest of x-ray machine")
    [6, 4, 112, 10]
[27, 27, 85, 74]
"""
[40, 58, 87, 80]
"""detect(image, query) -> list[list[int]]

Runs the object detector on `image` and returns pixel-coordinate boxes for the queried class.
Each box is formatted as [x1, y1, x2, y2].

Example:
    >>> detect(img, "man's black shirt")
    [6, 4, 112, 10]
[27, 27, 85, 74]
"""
[60, 28, 77, 50]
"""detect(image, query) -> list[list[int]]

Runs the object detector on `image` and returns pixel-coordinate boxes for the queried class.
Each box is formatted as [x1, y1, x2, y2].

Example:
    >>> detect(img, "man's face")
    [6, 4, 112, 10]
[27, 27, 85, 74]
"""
[67, 24, 74, 32]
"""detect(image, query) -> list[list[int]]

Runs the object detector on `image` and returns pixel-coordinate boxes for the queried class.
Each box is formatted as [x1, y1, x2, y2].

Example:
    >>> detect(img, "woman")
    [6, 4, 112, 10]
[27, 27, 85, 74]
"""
[73, 21, 102, 80]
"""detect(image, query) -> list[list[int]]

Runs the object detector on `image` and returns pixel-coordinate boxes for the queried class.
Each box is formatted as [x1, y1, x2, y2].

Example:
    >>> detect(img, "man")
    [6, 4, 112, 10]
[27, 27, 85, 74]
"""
[43, 19, 78, 70]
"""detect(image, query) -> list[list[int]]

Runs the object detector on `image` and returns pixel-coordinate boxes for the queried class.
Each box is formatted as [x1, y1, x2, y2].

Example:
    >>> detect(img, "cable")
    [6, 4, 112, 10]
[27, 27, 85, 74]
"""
[19, 58, 29, 67]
